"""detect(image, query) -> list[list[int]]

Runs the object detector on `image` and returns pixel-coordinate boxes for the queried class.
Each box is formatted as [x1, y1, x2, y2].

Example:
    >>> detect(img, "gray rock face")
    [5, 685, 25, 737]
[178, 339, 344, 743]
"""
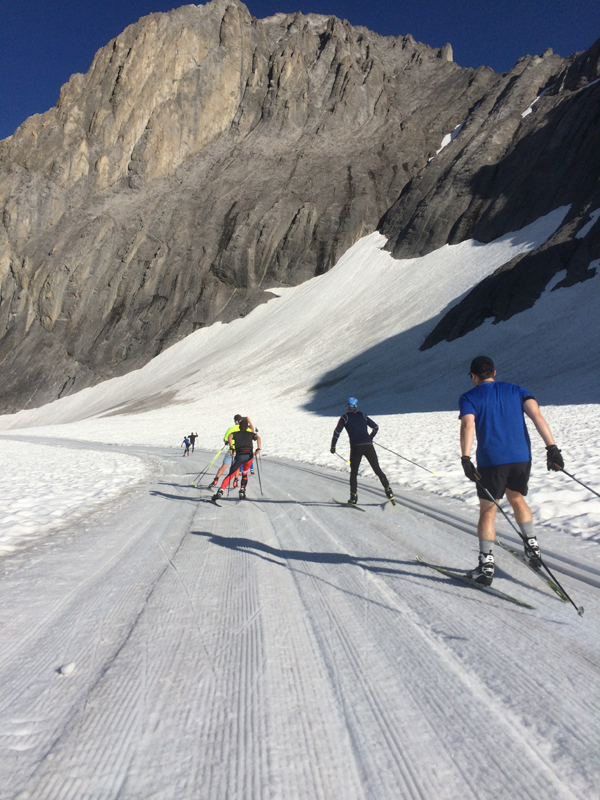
[0, 1, 598, 411]
[0, 0, 500, 411]
[381, 39, 600, 350]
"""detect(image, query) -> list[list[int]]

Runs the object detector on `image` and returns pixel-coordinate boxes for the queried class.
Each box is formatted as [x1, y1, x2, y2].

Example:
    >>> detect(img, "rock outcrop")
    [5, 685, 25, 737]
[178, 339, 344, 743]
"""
[380, 39, 600, 350]
[0, 1, 598, 411]
[0, 0, 502, 411]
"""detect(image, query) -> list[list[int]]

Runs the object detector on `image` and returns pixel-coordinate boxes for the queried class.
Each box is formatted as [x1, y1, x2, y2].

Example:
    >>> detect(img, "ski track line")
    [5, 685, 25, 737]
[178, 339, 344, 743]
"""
[2, 444, 598, 799]
[254, 477, 460, 798]
[198, 497, 358, 800]
[336, 517, 600, 796]
[0, 461, 200, 798]
[196, 493, 378, 799]
[33, 496, 270, 800]
[0, 452, 177, 669]
[259, 461, 595, 800]
[0, 490, 195, 711]
[229, 500, 376, 800]
[314, 497, 600, 797]
[269, 456, 600, 586]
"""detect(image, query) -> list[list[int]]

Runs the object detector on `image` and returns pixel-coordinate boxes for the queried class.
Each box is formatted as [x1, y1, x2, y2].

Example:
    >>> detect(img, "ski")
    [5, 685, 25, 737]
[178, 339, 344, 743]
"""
[416, 557, 535, 609]
[496, 540, 569, 602]
[333, 498, 365, 512]
[210, 497, 222, 507]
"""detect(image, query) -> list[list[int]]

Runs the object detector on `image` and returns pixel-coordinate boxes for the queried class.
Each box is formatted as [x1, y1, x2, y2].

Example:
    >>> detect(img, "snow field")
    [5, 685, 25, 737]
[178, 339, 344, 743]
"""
[0, 440, 152, 556]
[1, 446, 599, 799]
[0, 205, 598, 551]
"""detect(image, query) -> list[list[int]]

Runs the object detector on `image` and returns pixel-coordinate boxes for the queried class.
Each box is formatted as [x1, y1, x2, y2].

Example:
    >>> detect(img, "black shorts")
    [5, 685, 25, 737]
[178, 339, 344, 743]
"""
[476, 461, 531, 500]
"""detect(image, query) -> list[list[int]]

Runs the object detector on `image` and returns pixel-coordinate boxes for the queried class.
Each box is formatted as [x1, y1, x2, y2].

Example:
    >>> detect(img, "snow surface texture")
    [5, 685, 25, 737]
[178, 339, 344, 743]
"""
[1, 442, 599, 799]
[1, 207, 600, 798]
[0, 205, 598, 546]
[0, 440, 152, 555]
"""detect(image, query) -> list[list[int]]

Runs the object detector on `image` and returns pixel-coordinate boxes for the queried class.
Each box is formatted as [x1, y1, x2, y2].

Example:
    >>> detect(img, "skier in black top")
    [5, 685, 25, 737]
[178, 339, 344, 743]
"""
[212, 418, 262, 501]
[331, 397, 394, 505]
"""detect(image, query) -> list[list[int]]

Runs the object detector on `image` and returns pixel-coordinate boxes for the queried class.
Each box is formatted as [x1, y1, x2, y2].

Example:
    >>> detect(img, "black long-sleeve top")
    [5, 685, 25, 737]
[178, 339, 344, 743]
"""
[331, 410, 379, 449]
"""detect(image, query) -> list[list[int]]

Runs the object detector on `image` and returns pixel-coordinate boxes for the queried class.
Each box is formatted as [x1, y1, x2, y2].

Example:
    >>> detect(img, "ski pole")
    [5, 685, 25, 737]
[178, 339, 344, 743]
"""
[554, 467, 600, 499]
[193, 447, 223, 486]
[255, 454, 264, 496]
[373, 441, 435, 475]
[478, 483, 584, 616]
[194, 448, 222, 483]
[334, 452, 350, 465]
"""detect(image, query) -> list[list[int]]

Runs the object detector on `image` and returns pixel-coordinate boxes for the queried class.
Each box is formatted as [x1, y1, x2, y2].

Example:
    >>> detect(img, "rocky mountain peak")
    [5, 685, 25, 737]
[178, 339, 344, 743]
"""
[0, 3, 598, 412]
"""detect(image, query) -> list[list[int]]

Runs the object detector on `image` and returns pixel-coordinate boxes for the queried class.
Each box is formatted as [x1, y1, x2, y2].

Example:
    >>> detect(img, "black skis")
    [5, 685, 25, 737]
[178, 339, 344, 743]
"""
[333, 498, 365, 512]
[417, 557, 535, 609]
[496, 540, 569, 602]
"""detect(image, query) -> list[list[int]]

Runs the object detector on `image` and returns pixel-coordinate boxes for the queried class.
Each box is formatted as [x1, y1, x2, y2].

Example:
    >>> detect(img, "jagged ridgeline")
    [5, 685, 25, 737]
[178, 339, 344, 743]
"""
[0, 0, 598, 412]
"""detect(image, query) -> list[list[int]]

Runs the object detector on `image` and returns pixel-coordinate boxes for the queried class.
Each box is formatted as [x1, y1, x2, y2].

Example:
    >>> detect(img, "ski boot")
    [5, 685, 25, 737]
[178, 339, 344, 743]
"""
[348, 492, 358, 506]
[233, 478, 238, 489]
[466, 553, 494, 586]
[239, 487, 246, 500]
[212, 488, 224, 502]
[210, 478, 218, 487]
[524, 537, 542, 570]
[250, 468, 255, 475]
[385, 486, 395, 501]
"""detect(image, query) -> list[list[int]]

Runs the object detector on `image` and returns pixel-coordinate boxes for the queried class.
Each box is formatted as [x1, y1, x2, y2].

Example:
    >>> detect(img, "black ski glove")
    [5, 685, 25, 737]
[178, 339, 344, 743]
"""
[546, 444, 564, 471]
[461, 456, 481, 482]
[330, 446, 336, 454]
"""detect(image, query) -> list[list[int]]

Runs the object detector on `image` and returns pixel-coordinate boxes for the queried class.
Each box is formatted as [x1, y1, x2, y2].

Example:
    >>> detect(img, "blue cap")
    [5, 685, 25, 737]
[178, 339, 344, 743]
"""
[347, 397, 358, 407]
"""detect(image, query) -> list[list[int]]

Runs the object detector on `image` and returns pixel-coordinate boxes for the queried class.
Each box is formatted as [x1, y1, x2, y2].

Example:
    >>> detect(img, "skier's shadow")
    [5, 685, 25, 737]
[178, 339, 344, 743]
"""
[192, 530, 422, 577]
[157, 480, 200, 490]
[149, 489, 204, 503]
[191, 532, 541, 618]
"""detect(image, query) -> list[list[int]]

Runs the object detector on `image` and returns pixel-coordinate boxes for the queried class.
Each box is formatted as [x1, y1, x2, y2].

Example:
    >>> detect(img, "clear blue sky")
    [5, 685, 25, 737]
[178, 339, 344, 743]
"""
[1, 0, 599, 140]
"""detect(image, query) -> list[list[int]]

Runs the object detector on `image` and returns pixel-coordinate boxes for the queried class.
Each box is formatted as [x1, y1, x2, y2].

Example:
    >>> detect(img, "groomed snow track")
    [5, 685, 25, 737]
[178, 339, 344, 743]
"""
[1, 441, 599, 800]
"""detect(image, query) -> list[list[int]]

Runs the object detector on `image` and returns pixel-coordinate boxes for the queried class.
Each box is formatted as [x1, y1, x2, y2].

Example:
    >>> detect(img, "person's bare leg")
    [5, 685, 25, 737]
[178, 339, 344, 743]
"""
[505, 489, 532, 524]
[506, 488, 540, 564]
[477, 499, 498, 541]
[468, 498, 497, 584]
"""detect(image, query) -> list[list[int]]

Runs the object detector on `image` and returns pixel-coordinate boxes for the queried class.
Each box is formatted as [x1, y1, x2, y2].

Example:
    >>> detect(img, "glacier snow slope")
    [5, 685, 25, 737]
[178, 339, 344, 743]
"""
[0, 206, 599, 797]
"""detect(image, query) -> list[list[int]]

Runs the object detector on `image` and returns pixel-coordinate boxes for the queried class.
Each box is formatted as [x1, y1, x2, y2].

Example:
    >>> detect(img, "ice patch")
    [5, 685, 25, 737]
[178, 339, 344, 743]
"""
[575, 208, 600, 239]
[521, 88, 548, 118]
[436, 121, 464, 154]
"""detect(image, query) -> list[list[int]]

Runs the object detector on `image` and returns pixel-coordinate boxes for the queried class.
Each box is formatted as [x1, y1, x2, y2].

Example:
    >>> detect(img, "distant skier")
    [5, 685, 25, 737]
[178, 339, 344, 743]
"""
[210, 414, 255, 488]
[182, 436, 191, 457]
[459, 356, 564, 586]
[212, 418, 261, 501]
[189, 432, 198, 452]
[331, 397, 394, 505]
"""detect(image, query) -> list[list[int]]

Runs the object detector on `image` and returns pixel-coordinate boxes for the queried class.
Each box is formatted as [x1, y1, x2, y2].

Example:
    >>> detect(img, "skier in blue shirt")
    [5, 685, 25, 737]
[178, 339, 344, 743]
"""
[331, 397, 394, 505]
[459, 356, 564, 585]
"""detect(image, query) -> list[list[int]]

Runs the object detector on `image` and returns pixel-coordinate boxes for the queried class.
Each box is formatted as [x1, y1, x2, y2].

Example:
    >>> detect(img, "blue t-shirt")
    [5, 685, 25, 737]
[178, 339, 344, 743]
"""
[458, 381, 534, 468]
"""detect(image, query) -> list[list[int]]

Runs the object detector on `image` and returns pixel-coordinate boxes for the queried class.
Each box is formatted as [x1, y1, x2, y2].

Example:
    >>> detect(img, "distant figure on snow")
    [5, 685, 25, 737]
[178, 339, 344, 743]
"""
[182, 436, 191, 457]
[212, 418, 261, 501]
[189, 432, 198, 452]
[331, 397, 394, 506]
[459, 355, 564, 586]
